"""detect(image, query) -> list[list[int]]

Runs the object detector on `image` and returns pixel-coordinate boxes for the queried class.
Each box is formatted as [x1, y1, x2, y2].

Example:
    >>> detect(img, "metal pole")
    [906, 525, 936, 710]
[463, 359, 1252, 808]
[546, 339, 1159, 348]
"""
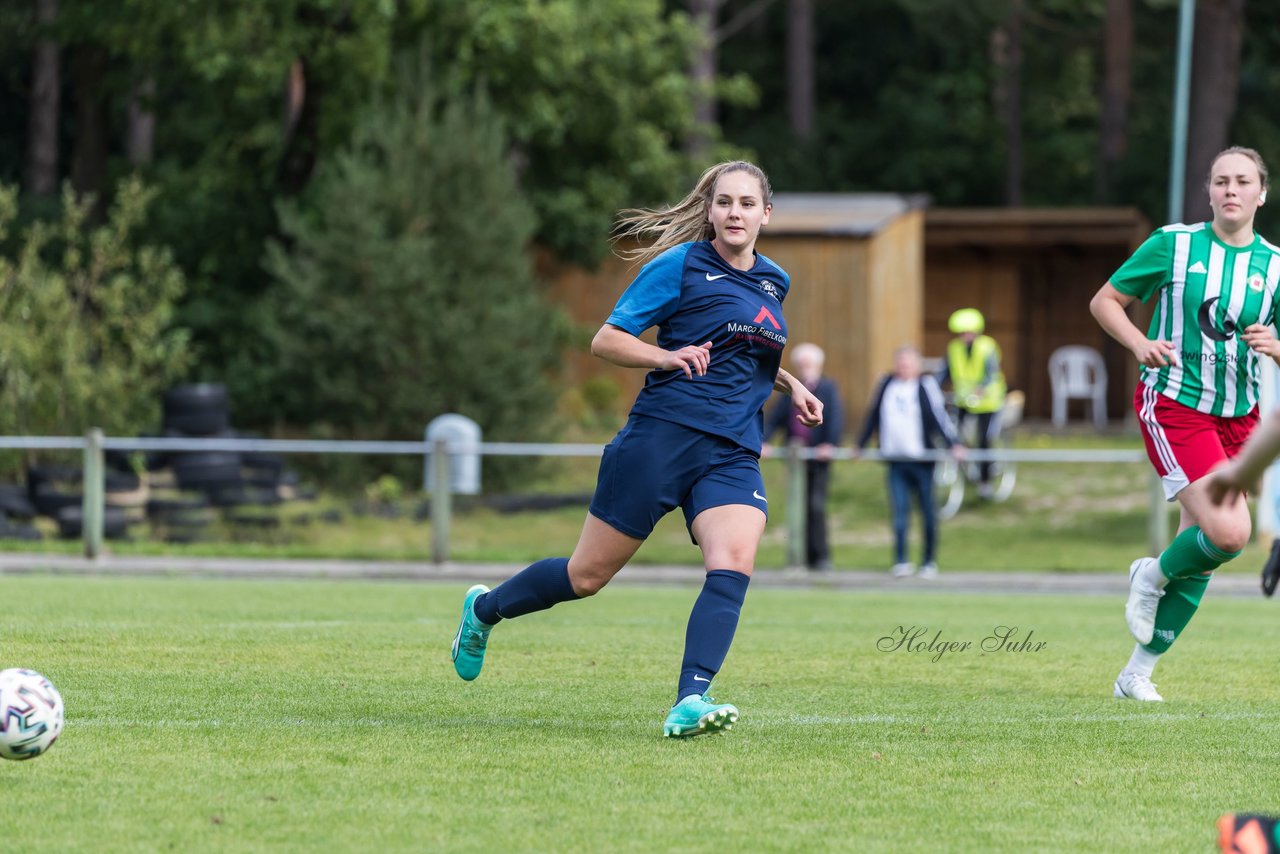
[1167, 0, 1195, 223]
[431, 437, 451, 565]
[83, 428, 104, 559]
[785, 441, 805, 570]
[1146, 0, 1194, 554]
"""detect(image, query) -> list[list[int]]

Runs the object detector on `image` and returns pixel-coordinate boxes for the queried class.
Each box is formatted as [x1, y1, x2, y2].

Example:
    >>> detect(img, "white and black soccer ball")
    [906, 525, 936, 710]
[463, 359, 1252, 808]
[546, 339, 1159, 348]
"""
[0, 668, 64, 761]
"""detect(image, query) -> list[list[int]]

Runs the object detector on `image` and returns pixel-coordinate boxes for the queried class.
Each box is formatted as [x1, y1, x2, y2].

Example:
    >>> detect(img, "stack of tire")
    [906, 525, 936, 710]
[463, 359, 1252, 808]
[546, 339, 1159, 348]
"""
[0, 483, 42, 541]
[27, 464, 134, 541]
[148, 384, 286, 542]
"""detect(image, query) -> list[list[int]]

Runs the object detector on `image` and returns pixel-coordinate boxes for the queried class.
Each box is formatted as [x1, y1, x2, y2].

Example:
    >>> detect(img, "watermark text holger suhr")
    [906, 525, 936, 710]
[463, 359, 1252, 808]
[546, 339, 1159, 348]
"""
[877, 626, 1047, 663]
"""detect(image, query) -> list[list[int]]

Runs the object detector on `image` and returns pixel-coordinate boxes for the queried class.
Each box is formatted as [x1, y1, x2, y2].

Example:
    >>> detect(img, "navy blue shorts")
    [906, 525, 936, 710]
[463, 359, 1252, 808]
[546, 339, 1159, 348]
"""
[589, 414, 767, 540]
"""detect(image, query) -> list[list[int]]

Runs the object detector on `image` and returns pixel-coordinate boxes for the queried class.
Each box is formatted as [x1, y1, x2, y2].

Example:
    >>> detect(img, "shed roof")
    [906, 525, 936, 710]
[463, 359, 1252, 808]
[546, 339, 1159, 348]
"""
[766, 193, 929, 237]
[926, 207, 1151, 248]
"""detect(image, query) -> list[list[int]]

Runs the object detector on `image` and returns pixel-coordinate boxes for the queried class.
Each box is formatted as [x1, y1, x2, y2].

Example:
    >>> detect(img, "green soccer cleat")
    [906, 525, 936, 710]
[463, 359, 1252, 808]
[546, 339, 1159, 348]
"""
[451, 584, 493, 681]
[662, 693, 739, 738]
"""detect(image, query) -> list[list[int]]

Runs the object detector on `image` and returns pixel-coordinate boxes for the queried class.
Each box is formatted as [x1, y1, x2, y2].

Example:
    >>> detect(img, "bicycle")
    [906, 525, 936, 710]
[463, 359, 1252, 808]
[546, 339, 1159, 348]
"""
[934, 390, 1023, 520]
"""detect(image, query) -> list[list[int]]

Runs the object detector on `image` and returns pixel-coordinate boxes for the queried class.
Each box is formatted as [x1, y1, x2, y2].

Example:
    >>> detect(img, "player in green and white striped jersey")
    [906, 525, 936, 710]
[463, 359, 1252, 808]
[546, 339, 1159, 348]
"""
[1109, 219, 1280, 417]
[1091, 146, 1280, 702]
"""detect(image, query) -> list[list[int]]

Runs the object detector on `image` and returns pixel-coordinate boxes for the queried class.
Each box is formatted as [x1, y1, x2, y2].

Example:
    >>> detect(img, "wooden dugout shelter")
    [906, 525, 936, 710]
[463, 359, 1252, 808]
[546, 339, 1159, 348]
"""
[541, 195, 1152, 432]
[924, 207, 1152, 425]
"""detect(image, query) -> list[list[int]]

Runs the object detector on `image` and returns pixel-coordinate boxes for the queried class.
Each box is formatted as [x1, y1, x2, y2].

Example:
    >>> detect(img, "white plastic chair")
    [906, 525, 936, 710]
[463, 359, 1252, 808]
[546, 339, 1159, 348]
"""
[1048, 346, 1107, 428]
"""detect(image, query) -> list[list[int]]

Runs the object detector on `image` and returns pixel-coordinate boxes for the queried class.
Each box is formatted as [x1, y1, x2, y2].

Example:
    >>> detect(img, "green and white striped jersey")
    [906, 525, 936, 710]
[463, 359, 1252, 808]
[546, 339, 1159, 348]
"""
[1110, 222, 1280, 417]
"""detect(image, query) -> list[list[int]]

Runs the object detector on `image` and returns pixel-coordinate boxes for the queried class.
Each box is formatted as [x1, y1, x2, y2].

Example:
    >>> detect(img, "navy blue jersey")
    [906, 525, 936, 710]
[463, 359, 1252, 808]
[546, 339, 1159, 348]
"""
[606, 241, 790, 451]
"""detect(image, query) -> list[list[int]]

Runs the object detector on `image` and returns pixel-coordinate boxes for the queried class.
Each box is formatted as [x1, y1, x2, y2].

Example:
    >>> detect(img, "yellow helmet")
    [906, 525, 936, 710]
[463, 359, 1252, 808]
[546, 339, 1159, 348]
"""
[948, 308, 985, 335]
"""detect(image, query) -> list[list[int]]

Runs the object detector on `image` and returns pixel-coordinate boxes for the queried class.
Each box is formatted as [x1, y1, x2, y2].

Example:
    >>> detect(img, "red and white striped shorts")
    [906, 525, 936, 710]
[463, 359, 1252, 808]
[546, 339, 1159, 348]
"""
[1133, 383, 1259, 500]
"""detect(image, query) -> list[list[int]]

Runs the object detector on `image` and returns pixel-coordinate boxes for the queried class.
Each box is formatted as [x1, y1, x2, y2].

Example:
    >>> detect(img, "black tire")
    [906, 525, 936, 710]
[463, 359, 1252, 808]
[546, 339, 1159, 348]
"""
[56, 505, 129, 540]
[172, 451, 242, 491]
[163, 383, 229, 414]
[146, 495, 210, 520]
[243, 470, 282, 490]
[104, 470, 142, 493]
[0, 523, 43, 542]
[32, 486, 83, 519]
[163, 383, 231, 436]
[104, 450, 136, 474]
[26, 465, 81, 497]
[0, 484, 36, 520]
[164, 409, 230, 436]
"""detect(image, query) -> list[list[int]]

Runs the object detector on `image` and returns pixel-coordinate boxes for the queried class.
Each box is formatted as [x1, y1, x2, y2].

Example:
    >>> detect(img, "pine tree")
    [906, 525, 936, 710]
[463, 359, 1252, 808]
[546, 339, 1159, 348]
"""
[263, 61, 566, 459]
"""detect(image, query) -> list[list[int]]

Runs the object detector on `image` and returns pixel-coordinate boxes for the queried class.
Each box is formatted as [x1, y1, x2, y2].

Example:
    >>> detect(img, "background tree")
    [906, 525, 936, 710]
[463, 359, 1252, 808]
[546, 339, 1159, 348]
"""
[1095, 0, 1133, 203]
[786, 0, 815, 140]
[1182, 0, 1246, 222]
[0, 178, 191, 464]
[261, 62, 567, 483]
[420, 0, 705, 265]
[25, 0, 59, 197]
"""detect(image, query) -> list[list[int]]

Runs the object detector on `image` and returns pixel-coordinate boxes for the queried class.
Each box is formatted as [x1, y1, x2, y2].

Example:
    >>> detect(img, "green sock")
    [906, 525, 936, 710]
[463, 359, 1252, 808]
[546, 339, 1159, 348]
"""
[1158, 525, 1239, 580]
[1145, 572, 1210, 654]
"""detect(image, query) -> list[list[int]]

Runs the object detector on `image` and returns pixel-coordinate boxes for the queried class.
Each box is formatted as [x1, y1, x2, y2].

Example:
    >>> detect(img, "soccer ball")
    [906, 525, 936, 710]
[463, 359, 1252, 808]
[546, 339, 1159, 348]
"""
[0, 668, 64, 761]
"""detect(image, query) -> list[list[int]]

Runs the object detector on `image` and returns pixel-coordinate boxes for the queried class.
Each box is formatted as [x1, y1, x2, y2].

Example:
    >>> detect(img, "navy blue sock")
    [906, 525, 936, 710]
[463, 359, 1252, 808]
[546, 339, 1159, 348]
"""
[677, 569, 750, 703]
[473, 557, 578, 625]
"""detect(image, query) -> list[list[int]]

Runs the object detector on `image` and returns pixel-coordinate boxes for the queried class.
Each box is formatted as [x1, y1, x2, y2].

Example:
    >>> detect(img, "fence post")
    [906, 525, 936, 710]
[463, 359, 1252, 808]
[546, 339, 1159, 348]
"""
[83, 428, 104, 559]
[431, 437, 452, 564]
[1147, 470, 1169, 557]
[785, 440, 805, 569]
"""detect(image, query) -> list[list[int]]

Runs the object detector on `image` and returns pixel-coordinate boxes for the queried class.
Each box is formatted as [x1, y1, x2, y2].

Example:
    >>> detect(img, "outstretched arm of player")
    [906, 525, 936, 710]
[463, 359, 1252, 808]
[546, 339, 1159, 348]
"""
[591, 324, 712, 379]
[1207, 409, 1280, 505]
[774, 367, 823, 427]
[1089, 282, 1179, 367]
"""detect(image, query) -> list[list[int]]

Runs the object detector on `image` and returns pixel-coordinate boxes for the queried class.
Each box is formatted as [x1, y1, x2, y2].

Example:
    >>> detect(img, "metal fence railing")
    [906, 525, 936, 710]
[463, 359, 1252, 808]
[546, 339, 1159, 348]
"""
[0, 432, 1164, 565]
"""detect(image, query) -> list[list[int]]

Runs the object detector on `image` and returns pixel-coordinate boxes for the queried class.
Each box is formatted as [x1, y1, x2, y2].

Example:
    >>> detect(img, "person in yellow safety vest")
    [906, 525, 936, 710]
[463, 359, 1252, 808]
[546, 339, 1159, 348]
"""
[937, 308, 1007, 499]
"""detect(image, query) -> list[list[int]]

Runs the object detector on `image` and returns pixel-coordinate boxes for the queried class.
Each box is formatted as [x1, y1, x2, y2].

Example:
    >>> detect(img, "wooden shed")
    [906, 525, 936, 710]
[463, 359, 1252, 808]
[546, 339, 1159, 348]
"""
[539, 192, 928, 431]
[924, 208, 1153, 424]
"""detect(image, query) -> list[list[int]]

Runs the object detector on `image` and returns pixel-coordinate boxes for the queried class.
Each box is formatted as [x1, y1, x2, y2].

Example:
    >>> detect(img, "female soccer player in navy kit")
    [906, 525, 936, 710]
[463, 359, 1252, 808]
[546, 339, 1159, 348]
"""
[451, 160, 823, 737]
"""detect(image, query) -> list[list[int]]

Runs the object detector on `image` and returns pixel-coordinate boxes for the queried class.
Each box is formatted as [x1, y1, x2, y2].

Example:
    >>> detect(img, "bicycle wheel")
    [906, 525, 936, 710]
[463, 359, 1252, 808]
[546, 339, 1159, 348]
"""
[992, 458, 1017, 502]
[987, 432, 1016, 503]
[934, 457, 964, 520]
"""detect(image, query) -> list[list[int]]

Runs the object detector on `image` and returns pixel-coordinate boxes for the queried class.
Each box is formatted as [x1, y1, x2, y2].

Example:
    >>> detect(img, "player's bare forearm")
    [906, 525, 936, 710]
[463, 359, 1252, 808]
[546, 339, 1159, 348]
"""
[591, 324, 714, 379]
[774, 367, 797, 394]
[591, 324, 668, 369]
[1091, 283, 1179, 367]
[1089, 284, 1145, 352]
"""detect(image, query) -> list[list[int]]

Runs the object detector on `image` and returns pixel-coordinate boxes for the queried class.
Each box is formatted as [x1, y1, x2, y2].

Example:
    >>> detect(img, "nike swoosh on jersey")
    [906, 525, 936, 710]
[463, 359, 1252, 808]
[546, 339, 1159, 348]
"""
[752, 490, 768, 503]
[705, 272, 729, 281]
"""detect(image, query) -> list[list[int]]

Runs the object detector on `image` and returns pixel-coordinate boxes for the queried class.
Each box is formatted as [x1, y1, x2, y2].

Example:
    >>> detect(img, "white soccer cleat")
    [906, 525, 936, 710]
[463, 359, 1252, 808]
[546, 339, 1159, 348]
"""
[1113, 669, 1163, 702]
[1124, 557, 1166, 645]
[919, 562, 939, 579]
[890, 562, 916, 578]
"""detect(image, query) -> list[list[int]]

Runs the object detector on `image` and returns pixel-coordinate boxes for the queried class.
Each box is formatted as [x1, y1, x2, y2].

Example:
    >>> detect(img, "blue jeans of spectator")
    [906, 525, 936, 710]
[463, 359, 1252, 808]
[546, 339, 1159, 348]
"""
[887, 460, 937, 565]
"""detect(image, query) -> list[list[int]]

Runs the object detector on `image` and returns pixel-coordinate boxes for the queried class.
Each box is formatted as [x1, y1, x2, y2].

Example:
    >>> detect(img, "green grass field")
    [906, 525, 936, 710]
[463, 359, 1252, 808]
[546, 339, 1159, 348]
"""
[2, 574, 1278, 852]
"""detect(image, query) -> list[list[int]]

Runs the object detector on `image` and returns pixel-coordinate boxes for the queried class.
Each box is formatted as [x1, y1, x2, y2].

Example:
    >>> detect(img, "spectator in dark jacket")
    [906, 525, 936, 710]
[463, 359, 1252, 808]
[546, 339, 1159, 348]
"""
[764, 342, 843, 571]
[854, 345, 965, 578]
